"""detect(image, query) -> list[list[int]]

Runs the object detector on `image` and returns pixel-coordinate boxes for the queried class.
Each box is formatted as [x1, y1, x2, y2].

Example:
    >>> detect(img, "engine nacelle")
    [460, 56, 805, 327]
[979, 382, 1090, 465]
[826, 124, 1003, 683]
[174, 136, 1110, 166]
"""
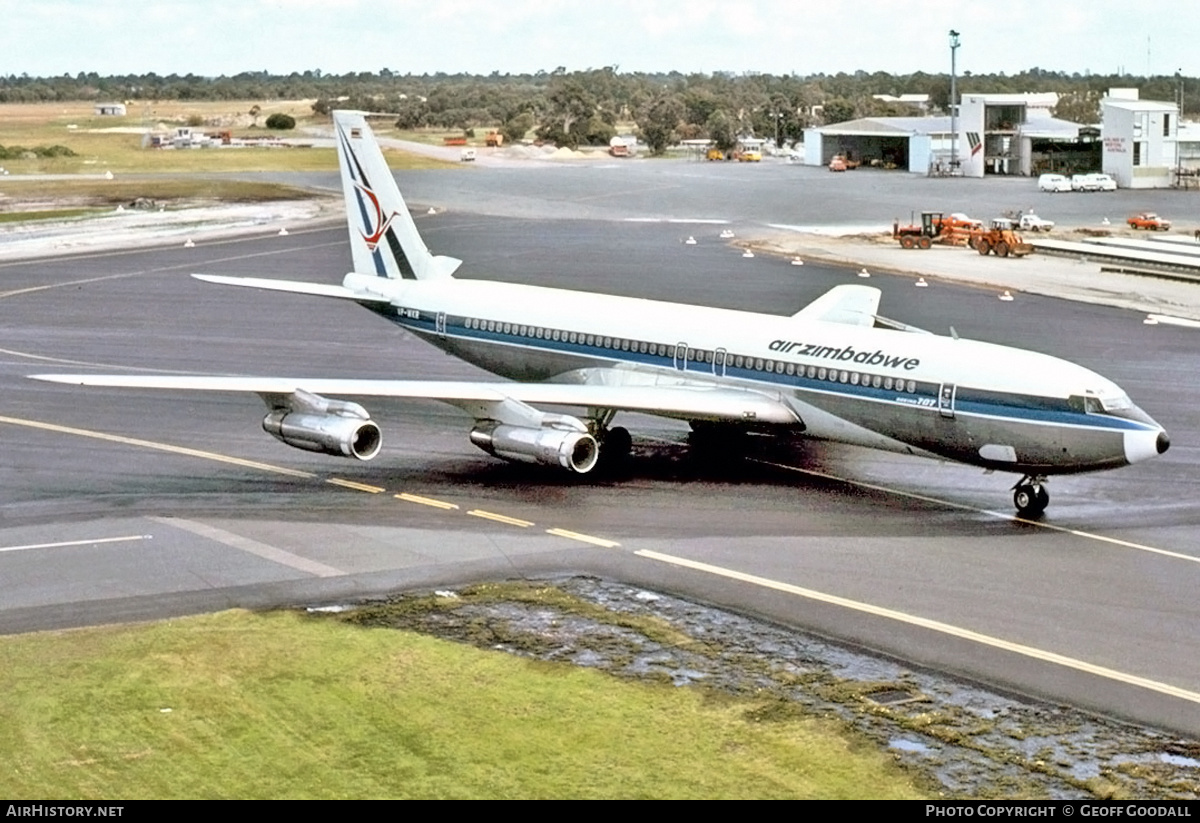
[469, 423, 599, 473]
[263, 411, 382, 460]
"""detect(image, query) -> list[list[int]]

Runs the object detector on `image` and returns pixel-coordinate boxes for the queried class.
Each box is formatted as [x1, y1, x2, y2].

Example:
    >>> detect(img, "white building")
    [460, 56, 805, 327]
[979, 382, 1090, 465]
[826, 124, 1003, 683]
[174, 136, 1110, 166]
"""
[1101, 96, 1179, 189]
[955, 93, 1065, 178]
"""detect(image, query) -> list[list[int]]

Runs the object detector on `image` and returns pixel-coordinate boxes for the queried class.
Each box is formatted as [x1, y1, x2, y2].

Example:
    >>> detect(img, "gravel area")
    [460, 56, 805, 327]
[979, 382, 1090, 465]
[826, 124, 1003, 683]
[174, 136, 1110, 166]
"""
[326, 578, 1200, 800]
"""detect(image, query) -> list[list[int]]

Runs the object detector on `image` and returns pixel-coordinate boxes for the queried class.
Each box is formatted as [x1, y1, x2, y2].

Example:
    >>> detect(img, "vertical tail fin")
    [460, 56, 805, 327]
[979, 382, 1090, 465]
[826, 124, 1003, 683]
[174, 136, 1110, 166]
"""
[333, 110, 461, 280]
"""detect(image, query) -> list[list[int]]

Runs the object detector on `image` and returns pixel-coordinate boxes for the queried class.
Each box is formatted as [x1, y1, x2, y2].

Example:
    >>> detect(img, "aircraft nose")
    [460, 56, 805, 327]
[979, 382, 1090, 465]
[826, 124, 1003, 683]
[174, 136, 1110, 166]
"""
[1124, 427, 1169, 464]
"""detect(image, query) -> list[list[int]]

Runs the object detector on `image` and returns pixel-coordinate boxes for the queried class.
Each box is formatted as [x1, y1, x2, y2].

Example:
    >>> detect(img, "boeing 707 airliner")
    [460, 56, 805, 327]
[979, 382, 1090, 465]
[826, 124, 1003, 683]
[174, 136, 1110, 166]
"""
[33, 111, 1170, 518]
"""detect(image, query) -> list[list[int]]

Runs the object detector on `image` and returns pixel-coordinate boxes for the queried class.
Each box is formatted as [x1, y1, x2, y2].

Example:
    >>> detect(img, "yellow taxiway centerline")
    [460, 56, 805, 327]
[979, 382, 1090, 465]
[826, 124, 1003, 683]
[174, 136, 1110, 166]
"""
[0, 415, 316, 478]
[394, 492, 460, 510]
[326, 477, 386, 494]
[545, 528, 621, 548]
[467, 509, 534, 528]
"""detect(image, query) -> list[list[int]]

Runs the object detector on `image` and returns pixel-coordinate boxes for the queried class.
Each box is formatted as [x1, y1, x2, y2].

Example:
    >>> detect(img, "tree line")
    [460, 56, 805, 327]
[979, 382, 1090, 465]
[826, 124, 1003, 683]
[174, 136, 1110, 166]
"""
[3, 67, 1196, 154]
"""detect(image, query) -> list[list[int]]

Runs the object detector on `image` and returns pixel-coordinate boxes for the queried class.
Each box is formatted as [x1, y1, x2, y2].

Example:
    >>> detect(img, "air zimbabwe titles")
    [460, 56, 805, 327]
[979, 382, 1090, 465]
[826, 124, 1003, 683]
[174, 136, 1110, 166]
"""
[769, 340, 921, 371]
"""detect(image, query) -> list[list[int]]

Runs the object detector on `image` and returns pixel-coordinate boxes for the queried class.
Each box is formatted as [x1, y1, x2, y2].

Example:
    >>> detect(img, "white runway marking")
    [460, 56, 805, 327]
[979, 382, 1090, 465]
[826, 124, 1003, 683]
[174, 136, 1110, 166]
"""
[622, 218, 731, 224]
[0, 535, 150, 554]
[753, 459, 1200, 566]
[152, 517, 343, 578]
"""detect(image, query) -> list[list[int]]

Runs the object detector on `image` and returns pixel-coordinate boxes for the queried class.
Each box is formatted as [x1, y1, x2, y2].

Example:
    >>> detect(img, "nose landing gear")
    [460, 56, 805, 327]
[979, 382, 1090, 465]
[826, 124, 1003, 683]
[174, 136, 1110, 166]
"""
[1012, 475, 1049, 518]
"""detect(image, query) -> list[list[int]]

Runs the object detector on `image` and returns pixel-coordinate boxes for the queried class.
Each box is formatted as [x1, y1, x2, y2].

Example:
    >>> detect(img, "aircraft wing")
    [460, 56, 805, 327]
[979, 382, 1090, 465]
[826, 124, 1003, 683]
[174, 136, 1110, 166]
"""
[790, 283, 881, 327]
[190, 274, 393, 304]
[29, 375, 802, 425]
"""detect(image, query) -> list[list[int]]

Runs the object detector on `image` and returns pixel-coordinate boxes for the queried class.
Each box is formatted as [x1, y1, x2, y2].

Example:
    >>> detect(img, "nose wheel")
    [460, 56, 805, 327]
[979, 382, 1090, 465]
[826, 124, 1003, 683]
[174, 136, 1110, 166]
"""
[1012, 476, 1049, 518]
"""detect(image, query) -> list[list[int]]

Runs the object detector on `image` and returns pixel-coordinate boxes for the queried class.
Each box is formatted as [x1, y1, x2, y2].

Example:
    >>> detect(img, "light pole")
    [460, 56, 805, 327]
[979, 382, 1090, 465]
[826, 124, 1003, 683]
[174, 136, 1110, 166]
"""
[949, 30, 960, 171]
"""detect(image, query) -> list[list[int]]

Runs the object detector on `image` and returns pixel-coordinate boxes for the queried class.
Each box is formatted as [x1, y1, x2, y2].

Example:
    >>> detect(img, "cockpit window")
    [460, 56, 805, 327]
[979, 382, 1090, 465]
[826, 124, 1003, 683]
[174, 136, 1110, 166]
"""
[1072, 391, 1140, 418]
[1099, 393, 1132, 412]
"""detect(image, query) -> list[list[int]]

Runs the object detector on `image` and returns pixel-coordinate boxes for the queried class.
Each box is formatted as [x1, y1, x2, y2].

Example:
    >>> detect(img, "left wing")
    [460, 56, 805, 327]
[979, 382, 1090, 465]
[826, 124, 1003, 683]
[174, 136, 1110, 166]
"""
[29, 374, 801, 425]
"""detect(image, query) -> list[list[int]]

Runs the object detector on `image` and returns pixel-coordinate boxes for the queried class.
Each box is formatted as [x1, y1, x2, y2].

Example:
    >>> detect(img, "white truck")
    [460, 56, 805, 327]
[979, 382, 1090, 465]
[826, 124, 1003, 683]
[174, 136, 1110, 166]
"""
[1018, 213, 1054, 232]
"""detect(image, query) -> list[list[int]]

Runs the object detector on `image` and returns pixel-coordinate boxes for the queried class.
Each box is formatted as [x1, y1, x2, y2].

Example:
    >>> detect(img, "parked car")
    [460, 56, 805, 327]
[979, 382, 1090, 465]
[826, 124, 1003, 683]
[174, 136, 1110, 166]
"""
[940, 212, 983, 231]
[1127, 212, 1171, 231]
[1071, 173, 1117, 192]
[1038, 173, 1072, 192]
[1070, 174, 1095, 191]
[1018, 213, 1055, 232]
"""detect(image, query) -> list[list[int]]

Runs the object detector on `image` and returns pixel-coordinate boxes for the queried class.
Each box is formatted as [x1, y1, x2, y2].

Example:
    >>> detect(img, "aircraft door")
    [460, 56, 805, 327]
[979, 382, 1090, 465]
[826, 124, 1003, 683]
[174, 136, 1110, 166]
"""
[938, 383, 956, 419]
[674, 342, 689, 371]
[436, 312, 446, 338]
[713, 348, 727, 378]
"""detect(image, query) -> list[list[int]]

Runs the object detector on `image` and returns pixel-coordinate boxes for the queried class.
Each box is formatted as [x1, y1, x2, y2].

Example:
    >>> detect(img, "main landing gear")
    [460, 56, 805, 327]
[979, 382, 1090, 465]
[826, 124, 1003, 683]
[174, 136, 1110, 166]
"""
[1011, 475, 1049, 518]
[590, 409, 632, 473]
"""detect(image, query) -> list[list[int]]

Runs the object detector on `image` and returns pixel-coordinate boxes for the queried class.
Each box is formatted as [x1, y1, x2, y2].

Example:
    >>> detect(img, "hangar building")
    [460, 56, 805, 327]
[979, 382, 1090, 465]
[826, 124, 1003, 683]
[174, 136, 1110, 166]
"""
[802, 117, 953, 174]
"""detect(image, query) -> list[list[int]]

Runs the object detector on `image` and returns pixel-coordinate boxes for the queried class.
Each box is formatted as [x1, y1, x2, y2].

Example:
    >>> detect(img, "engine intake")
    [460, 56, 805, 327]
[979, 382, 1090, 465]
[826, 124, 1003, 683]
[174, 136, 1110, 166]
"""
[470, 423, 599, 474]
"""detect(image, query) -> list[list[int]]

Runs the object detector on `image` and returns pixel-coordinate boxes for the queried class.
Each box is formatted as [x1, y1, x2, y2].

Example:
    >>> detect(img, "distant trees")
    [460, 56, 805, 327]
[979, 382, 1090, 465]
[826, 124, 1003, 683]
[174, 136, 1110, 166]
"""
[820, 97, 858, 125]
[1053, 91, 1102, 124]
[705, 110, 737, 152]
[638, 94, 685, 155]
[4, 67, 1199, 150]
[499, 110, 534, 144]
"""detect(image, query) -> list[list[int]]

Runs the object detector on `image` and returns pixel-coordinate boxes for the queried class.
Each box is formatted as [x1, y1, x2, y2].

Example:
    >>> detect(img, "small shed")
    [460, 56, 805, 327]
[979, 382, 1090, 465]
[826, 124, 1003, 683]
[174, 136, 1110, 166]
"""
[95, 103, 127, 116]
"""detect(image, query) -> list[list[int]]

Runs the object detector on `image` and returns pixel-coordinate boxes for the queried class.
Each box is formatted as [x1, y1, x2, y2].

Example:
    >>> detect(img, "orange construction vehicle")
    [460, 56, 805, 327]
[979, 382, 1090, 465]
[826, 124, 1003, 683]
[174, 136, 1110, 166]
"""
[970, 218, 1034, 258]
[893, 211, 947, 249]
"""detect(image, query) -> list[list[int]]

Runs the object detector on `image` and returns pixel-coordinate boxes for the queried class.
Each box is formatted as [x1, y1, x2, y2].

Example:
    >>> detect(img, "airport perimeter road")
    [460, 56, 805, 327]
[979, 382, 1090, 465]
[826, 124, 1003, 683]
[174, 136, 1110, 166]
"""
[1, 199, 1199, 734]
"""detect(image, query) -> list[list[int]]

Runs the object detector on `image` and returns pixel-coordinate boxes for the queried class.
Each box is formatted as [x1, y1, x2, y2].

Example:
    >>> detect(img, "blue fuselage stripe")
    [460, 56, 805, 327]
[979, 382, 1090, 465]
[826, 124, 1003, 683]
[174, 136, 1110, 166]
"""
[387, 313, 1155, 434]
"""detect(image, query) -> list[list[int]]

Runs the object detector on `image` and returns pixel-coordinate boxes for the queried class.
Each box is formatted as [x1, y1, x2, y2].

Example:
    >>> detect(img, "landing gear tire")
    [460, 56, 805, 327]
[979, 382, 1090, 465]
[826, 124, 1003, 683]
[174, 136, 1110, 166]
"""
[1013, 483, 1049, 518]
[597, 426, 632, 474]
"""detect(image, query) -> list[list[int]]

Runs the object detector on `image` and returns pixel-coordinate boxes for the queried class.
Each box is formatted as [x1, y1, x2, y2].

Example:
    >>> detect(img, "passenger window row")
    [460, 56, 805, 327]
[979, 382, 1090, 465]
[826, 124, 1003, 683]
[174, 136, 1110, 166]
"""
[459, 316, 919, 394]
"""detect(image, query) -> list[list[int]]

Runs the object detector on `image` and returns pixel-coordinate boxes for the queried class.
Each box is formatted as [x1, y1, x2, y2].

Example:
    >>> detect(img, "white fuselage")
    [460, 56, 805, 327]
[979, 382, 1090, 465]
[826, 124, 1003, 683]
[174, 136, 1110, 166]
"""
[357, 275, 1167, 476]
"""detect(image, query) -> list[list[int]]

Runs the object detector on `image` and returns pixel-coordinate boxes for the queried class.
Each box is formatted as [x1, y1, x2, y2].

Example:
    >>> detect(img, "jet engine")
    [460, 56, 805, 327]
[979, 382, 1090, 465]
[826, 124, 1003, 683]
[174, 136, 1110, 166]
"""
[469, 422, 599, 473]
[261, 389, 382, 461]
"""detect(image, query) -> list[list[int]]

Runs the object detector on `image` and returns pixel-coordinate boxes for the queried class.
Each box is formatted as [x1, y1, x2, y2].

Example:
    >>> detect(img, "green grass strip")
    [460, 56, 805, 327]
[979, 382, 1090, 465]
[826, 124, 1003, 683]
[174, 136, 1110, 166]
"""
[0, 609, 925, 799]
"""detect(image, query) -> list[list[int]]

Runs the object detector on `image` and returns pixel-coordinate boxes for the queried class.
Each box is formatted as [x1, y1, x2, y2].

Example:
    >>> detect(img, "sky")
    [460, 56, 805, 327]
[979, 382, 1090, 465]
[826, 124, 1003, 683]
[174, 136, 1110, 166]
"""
[2, 0, 1198, 80]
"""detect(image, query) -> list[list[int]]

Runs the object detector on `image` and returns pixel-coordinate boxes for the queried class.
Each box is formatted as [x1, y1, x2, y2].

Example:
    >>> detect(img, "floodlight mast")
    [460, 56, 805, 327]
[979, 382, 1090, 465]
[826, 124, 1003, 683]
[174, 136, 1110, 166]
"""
[949, 30, 960, 171]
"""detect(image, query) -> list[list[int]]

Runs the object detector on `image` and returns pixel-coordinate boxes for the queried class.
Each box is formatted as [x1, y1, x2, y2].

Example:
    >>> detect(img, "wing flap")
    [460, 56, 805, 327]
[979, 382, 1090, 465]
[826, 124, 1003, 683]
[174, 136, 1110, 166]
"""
[30, 375, 800, 425]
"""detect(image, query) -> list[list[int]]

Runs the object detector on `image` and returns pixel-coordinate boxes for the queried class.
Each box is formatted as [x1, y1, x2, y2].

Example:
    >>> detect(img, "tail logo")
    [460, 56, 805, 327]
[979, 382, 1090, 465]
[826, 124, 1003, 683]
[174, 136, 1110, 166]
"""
[353, 181, 398, 252]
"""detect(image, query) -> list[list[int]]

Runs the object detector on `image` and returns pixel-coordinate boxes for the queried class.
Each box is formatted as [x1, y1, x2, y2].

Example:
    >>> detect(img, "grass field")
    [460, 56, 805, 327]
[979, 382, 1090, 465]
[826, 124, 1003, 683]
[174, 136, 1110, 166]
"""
[0, 608, 926, 799]
[0, 100, 453, 175]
